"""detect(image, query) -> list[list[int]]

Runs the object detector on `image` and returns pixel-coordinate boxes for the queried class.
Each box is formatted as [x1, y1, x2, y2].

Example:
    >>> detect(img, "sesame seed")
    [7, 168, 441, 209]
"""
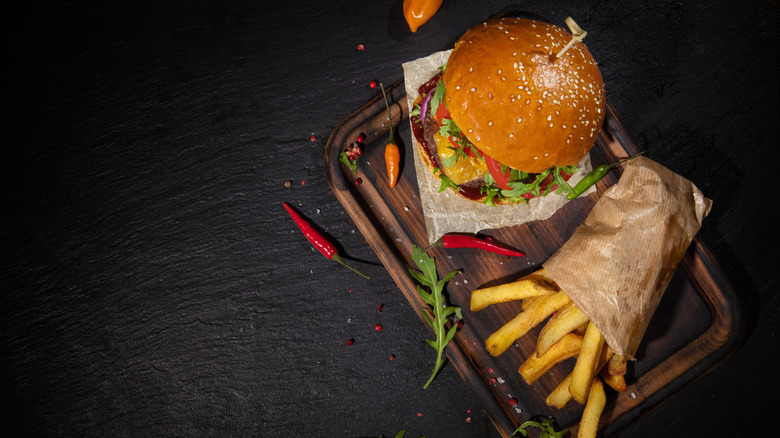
[517, 117, 523, 123]
[470, 87, 476, 92]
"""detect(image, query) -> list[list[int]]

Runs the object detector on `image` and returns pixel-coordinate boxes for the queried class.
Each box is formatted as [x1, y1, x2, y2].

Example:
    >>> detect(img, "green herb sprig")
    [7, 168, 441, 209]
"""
[339, 151, 358, 175]
[512, 416, 568, 438]
[408, 244, 462, 389]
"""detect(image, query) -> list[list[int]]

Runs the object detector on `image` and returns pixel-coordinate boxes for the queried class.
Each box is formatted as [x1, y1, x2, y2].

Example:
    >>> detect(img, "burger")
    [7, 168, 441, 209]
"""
[409, 17, 606, 205]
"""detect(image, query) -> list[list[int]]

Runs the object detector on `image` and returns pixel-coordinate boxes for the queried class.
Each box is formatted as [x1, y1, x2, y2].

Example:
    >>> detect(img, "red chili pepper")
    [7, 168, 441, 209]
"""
[283, 202, 370, 279]
[427, 234, 525, 257]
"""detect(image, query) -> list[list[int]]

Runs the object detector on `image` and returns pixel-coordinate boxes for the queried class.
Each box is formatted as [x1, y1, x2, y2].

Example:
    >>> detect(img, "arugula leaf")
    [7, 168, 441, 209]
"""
[437, 116, 460, 139]
[429, 79, 446, 120]
[339, 151, 358, 175]
[436, 171, 460, 194]
[441, 146, 468, 169]
[408, 244, 462, 389]
[409, 102, 421, 118]
[553, 164, 579, 196]
[512, 416, 568, 438]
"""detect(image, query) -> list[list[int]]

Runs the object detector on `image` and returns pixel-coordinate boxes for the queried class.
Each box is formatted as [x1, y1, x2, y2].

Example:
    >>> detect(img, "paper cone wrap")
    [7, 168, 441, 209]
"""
[543, 157, 711, 358]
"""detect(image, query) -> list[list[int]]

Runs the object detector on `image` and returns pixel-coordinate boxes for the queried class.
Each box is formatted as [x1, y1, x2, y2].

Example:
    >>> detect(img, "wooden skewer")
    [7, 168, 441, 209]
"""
[555, 16, 588, 59]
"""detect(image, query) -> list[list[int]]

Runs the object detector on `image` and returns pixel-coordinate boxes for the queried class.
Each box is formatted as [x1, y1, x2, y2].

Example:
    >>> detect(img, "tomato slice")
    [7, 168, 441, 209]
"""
[484, 154, 513, 190]
[434, 100, 451, 124]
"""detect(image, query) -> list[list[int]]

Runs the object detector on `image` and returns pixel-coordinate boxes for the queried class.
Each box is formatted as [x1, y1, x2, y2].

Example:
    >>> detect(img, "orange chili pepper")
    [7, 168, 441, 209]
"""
[380, 83, 400, 188]
[403, 0, 443, 33]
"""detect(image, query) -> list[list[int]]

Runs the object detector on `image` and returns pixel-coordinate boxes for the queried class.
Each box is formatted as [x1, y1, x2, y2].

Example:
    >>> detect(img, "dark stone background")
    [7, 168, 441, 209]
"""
[3, 1, 777, 436]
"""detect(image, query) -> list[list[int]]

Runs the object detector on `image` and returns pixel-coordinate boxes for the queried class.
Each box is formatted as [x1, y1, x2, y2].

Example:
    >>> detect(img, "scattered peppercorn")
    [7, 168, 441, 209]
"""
[508, 398, 518, 406]
[377, 304, 384, 313]
[354, 178, 362, 185]
[374, 324, 383, 331]
[355, 133, 365, 143]
[310, 135, 316, 142]
[389, 354, 396, 360]
[369, 80, 378, 89]
[346, 338, 354, 346]
[357, 44, 365, 51]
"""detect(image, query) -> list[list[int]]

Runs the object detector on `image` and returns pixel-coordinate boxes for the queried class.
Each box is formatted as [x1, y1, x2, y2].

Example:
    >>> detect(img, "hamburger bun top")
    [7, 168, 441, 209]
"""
[443, 18, 606, 173]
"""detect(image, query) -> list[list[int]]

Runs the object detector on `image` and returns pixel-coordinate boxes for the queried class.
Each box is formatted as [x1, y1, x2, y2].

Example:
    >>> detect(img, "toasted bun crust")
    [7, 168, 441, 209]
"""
[443, 18, 606, 173]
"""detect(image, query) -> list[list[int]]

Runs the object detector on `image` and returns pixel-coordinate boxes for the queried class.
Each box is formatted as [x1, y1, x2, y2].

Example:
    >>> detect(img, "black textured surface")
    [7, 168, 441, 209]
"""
[3, 1, 778, 437]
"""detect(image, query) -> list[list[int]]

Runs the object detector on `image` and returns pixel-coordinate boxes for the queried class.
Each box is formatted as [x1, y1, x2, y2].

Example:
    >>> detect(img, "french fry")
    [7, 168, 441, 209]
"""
[519, 333, 582, 384]
[569, 321, 605, 404]
[470, 269, 559, 311]
[536, 302, 590, 357]
[600, 367, 627, 392]
[573, 321, 588, 336]
[578, 377, 607, 438]
[608, 353, 627, 376]
[485, 291, 571, 357]
[521, 296, 541, 310]
[546, 341, 613, 409]
[546, 372, 573, 409]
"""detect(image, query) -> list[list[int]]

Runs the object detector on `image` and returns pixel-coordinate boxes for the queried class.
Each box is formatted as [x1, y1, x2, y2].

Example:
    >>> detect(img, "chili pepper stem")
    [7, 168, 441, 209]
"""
[422, 239, 442, 252]
[379, 83, 395, 144]
[332, 253, 371, 279]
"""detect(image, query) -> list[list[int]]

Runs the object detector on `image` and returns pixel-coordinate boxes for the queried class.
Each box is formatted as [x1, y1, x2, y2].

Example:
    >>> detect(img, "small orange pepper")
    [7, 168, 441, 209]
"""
[403, 0, 443, 33]
[380, 83, 400, 188]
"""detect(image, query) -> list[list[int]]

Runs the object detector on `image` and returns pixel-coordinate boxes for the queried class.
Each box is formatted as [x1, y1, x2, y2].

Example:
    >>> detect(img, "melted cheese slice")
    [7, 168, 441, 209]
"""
[435, 132, 487, 185]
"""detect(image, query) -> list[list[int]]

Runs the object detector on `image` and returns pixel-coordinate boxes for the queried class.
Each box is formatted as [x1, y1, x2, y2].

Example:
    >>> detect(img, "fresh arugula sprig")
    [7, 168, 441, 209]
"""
[408, 244, 462, 389]
[434, 167, 460, 194]
[480, 174, 503, 206]
[512, 416, 568, 438]
[498, 164, 580, 203]
[339, 151, 358, 175]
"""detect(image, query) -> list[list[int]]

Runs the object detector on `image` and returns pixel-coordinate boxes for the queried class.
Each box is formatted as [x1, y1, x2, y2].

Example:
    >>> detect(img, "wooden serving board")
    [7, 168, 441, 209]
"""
[324, 79, 742, 437]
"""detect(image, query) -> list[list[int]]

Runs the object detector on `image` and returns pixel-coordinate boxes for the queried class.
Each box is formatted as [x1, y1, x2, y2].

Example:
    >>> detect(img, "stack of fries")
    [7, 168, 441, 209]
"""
[471, 268, 628, 438]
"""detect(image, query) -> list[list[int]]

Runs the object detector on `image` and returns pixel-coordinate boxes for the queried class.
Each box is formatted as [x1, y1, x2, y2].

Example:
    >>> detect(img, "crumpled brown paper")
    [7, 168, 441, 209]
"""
[402, 50, 595, 246]
[543, 156, 712, 358]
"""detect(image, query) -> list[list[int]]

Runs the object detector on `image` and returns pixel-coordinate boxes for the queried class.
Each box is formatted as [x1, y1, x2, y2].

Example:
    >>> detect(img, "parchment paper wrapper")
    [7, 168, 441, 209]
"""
[543, 156, 712, 358]
[402, 50, 595, 246]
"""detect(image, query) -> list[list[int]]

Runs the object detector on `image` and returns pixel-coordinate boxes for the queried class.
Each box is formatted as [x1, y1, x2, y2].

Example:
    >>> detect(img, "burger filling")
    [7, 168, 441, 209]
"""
[410, 66, 578, 206]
